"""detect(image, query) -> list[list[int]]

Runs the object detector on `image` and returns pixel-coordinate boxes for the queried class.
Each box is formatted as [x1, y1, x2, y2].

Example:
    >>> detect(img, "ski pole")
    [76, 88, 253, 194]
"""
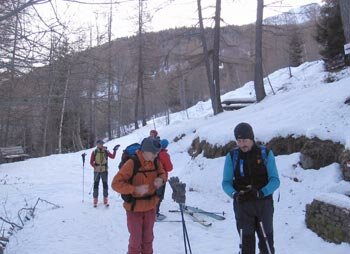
[180, 203, 192, 254]
[258, 221, 272, 254]
[180, 204, 188, 254]
[239, 228, 243, 254]
[81, 153, 86, 203]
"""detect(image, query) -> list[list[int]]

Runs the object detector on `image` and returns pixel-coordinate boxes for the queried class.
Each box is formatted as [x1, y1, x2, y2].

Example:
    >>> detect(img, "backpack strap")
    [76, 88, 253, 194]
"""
[230, 148, 241, 176]
[129, 156, 141, 181]
[230, 146, 269, 177]
[260, 145, 268, 165]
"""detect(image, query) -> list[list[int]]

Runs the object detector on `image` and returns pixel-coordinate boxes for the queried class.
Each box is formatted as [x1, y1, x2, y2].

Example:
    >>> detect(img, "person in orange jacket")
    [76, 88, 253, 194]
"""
[112, 137, 166, 254]
[90, 140, 119, 207]
[155, 139, 173, 219]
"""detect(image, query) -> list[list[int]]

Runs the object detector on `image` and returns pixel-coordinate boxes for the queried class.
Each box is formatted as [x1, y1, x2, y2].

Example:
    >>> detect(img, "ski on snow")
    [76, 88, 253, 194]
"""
[183, 209, 212, 227]
[169, 205, 225, 221]
[184, 205, 225, 221]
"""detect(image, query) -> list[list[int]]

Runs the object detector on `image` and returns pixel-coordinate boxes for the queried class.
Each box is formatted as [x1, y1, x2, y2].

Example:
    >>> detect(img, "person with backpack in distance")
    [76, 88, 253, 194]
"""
[222, 122, 280, 254]
[112, 137, 166, 254]
[155, 139, 173, 220]
[149, 129, 160, 141]
[90, 140, 120, 207]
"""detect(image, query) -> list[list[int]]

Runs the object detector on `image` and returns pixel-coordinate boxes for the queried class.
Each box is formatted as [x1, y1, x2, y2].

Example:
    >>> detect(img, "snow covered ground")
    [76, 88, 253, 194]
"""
[1, 60, 350, 254]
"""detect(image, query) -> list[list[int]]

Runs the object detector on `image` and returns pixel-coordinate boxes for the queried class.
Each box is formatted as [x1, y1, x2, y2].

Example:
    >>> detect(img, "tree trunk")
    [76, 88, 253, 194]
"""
[196, 0, 216, 115]
[212, 0, 223, 114]
[75, 114, 84, 150]
[88, 31, 97, 148]
[134, 82, 140, 130]
[116, 90, 122, 138]
[139, 0, 146, 127]
[42, 32, 54, 156]
[107, 3, 113, 140]
[180, 75, 189, 119]
[58, 67, 71, 154]
[254, 0, 266, 102]
[134, 0, 146, 129]
[4, 14, 19, 146]
[339, 0, 350, 43]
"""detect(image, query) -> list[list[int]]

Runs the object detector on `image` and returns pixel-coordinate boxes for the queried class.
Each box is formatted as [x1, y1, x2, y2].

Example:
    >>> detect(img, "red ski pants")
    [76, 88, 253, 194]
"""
[126, 208, 156, 254]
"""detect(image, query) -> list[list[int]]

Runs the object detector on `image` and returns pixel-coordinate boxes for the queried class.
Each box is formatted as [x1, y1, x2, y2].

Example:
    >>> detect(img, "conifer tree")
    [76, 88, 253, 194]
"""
[315, 0, 346, 65]
[288, 27, 304, 67]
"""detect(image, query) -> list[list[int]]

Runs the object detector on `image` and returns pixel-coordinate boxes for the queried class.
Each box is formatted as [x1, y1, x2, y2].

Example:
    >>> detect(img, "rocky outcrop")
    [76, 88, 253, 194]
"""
[267, 136, 308, 155]
[339, 150, 350, 181]
[345, 97, 350, 105]
[299, 139, 344, 169]
[188, 135, 348, 177]
[188, 137, 236, 158]
[305, 199, 350, 244]
[173, 133, 186, 143]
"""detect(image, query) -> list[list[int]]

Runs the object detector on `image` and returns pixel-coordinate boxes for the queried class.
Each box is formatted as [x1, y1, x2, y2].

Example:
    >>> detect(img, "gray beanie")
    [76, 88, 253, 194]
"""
[141, 137, 161, 154]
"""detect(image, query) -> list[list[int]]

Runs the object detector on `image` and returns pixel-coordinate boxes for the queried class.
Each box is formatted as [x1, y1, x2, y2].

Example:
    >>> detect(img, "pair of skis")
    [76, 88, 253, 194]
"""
[169, 205, 225, 227]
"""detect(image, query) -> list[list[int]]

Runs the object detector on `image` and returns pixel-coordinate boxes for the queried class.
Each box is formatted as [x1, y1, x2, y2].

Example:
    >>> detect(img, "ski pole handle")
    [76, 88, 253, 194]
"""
[81, 153, 87, 166]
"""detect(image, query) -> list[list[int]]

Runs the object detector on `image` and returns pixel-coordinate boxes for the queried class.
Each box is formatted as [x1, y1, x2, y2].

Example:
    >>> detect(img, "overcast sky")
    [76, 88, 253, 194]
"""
[36, 0, 322, 44]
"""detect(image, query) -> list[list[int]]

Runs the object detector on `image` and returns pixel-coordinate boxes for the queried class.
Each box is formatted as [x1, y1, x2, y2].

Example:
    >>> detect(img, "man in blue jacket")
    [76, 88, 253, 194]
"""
[222, 122, 280, 254]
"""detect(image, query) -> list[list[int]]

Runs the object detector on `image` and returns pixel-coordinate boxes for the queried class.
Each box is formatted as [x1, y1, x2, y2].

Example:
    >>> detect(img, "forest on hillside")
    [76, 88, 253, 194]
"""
[0, 0, 349, 158]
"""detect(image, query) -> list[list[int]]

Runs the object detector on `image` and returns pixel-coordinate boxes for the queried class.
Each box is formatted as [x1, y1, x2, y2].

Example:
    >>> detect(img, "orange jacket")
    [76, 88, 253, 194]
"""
[111, 150, 166, 212]
[158, 149, 173, 180]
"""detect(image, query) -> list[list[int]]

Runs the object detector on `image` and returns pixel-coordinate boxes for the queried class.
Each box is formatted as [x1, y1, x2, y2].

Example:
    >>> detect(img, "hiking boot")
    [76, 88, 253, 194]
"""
[103, 197, 109, 205]
[93, 198, 98, 207]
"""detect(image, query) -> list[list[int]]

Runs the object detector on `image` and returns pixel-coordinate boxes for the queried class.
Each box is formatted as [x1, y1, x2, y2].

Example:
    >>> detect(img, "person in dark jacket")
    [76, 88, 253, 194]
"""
[90, 140, 119, 207]
[222, 122, 280, 254]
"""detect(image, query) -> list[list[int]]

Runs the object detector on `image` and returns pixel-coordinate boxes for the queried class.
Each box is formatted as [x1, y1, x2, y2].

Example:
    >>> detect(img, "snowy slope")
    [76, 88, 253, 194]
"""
[1, 61, 350, 254]
[264, 3, 320, 25]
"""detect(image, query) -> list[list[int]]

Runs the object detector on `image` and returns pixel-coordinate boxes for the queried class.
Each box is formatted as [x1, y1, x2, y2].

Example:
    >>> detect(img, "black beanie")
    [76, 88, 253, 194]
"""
[234, 122, 255, 140]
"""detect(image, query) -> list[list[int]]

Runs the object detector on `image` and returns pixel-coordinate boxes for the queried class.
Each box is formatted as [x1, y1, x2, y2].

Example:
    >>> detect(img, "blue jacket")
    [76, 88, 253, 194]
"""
[222, 148, 280, 198]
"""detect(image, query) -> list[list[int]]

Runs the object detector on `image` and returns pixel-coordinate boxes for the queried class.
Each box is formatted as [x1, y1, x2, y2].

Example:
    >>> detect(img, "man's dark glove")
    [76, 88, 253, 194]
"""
[233, 191, 249, 203]
[113, 144, 120, 151]
[249, 187, 264, 199]
[233, 188, 264, 203]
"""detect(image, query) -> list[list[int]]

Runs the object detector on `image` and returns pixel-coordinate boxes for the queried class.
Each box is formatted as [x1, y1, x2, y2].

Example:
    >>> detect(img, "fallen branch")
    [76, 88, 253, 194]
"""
[17, 198, 61, 226]
[17, 208, 34, 226]
[0, 236, 9, 242]
[0, 217, 23, 230]
[33, 198, 61, 213]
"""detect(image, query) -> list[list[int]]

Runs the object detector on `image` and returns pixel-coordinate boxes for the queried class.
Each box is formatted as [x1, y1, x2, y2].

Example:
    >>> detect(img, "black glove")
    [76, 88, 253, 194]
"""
[245, 187, 264, 199]
[233, 188, 264, 203]
[233, 191, 249, 203]
[249, 187, 264, 199]
[113, 144, 120, 151]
